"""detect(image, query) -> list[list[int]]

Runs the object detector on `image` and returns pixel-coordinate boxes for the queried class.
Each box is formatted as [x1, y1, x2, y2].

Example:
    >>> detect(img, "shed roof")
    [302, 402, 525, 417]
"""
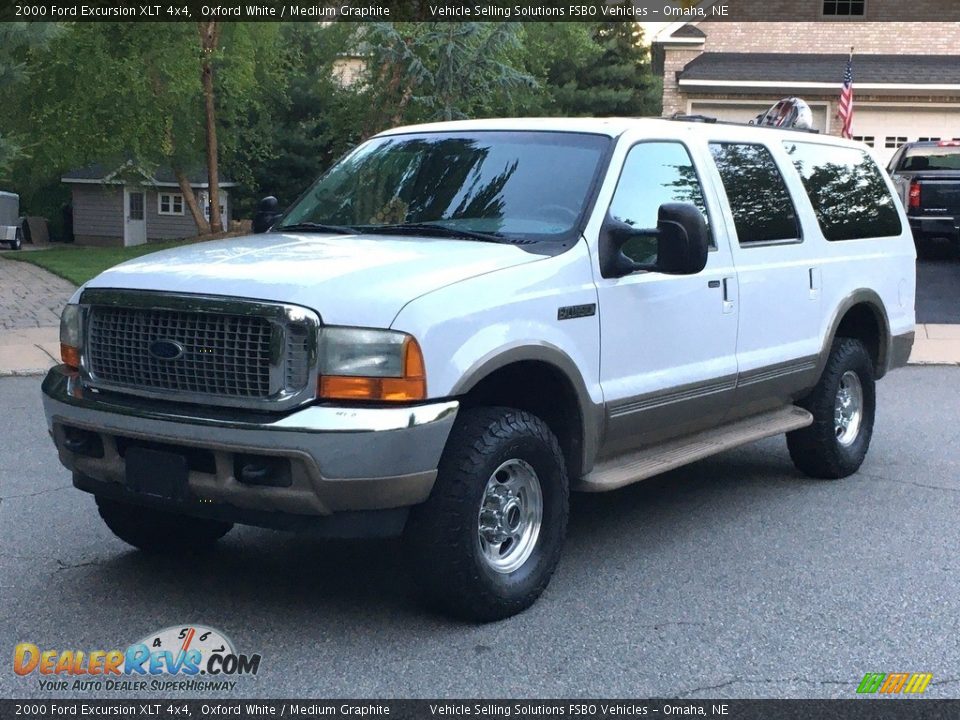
[62, 162, 236, 188]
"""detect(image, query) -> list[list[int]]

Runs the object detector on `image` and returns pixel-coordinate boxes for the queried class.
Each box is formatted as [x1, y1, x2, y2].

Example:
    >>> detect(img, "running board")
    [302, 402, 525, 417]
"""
[576, 405, 813, 493]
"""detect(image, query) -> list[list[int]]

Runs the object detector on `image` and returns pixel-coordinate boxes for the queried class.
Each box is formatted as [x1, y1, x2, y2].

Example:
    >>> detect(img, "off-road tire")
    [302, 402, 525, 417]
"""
[96, 496, 233, 553]
[404, 407, 569, 622]
[787, 337, 876, 479]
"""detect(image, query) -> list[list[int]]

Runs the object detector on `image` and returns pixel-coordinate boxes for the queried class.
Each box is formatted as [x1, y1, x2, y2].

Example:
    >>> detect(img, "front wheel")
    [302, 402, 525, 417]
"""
[96, 495, 233, 553]
[404, 407, 569, 622]
[787, 338, 876, 479]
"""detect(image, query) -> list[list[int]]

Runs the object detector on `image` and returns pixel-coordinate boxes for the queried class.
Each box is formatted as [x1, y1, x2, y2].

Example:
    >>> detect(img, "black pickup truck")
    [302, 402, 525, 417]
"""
[888, 140, 960, 255]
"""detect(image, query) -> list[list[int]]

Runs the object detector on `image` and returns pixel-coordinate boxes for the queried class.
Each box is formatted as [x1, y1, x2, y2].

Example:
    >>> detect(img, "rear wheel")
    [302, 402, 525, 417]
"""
[787, 338, 876, 479]
[10, 227, 21, 250]
[404, 407, 569, 622]
[96, 496, 232, 553]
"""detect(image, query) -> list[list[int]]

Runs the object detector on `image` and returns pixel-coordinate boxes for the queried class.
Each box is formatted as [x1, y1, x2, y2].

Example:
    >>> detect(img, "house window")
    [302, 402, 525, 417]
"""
[158, 192, 184, 215]
[822, 0, 866, 16]
[852, 135, 875, 147]
[884, 136, 908, 149]
[917, 137, 941, 142]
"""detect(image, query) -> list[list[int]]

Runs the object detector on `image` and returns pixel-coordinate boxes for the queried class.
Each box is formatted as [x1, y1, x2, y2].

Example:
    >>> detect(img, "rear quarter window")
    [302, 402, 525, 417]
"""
[783, 141, 902, 241]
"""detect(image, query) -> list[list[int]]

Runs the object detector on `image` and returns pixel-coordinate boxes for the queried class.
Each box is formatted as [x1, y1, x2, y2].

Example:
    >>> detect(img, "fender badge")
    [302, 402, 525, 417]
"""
[557, 304, 596, 321]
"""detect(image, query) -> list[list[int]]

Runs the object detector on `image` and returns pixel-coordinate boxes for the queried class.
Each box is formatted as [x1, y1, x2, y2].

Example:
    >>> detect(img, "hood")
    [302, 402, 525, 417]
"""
[84, 232, 545, 327]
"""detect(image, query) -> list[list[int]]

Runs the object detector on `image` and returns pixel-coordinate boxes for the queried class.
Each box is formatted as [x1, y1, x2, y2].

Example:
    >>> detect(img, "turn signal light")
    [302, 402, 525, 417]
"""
[318, 337, 427, 402]
[908, 180, 921, 210]
[60, 344, 80, 369]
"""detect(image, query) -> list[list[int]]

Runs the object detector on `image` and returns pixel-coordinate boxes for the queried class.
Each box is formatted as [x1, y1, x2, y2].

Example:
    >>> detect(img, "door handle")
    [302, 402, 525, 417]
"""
[808, 267, 821, 299]
[721, 277, 735, 314]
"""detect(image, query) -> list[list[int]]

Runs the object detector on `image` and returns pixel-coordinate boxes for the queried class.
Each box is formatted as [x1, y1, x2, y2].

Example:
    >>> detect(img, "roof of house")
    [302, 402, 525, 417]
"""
[62, 163, 236, 188]
[670, 24, 706, 39]
[679, 53, 960, 86]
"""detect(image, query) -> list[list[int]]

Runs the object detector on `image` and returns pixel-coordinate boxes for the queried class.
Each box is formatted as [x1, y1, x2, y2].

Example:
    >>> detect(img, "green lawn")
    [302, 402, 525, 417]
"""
[0, 239, 197, 286]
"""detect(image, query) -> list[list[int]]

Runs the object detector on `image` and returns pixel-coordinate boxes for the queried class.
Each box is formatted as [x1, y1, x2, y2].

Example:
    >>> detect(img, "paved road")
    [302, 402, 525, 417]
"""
[917, 240, 960, 324]
[2, 368, 959, 700]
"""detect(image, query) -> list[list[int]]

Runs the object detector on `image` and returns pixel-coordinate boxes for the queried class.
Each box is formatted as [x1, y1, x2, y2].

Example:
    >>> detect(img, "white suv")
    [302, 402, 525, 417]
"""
[43, 118, 915, 620]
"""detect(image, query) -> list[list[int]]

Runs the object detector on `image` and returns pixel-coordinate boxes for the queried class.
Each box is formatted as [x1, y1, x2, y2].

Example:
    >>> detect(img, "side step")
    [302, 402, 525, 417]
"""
[576, 405, 813, 493]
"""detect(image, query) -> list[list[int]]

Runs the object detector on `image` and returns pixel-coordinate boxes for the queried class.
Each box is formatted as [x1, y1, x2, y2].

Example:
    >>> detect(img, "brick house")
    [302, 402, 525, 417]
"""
[654, 0, 960, 164]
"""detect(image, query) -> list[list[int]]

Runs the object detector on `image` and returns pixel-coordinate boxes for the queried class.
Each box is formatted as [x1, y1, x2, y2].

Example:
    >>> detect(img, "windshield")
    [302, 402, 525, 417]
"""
[899, 147, 960, 171]
[277, 131, 610, 243]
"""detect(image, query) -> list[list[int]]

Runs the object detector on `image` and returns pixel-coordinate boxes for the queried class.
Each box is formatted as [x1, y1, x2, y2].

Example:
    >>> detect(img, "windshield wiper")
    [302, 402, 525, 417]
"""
[357, 223, 507, 244]
[273, 222, 357, 235]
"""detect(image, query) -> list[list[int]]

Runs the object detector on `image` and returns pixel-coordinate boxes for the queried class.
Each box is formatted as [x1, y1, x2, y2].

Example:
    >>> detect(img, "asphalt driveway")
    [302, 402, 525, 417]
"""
[917, 240, 960, 324]
[2, 367, 959, 700]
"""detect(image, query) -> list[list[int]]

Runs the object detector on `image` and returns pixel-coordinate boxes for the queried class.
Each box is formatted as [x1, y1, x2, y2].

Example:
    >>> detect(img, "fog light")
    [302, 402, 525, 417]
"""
[234, 455, 292, 487]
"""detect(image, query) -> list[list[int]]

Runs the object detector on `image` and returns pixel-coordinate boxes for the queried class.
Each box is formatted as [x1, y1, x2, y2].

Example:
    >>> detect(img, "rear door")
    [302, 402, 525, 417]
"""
[703, 138, 823, 417]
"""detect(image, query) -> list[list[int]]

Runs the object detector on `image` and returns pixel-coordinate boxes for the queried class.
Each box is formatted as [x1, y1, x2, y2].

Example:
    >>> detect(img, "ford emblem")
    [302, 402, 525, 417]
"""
[148, 339, 185, 361]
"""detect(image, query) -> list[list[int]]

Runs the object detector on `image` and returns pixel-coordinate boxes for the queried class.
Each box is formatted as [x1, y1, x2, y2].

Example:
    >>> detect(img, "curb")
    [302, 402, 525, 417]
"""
[0, 368, 52, 377]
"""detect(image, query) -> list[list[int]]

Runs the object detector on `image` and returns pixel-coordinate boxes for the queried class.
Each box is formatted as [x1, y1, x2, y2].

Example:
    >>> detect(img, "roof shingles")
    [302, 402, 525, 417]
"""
[679, 53, 960, 85]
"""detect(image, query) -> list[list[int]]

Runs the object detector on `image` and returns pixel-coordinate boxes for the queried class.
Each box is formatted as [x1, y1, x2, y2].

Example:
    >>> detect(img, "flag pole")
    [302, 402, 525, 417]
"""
[838, 47, 855, 139]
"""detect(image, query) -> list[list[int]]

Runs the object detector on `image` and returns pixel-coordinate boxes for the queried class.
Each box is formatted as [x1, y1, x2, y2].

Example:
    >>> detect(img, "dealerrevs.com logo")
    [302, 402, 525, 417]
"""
[13, 625, 261, 692]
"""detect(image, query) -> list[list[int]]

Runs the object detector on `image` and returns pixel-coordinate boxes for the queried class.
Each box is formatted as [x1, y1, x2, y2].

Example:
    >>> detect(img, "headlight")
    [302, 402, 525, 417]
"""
[59, 304, 82, 369]
[317, 327, 426, 402]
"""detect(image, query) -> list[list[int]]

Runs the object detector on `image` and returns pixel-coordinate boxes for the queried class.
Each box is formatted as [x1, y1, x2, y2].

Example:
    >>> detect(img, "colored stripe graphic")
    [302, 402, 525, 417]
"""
[857, 673, 886, 693]
[856, 672, 932, 694]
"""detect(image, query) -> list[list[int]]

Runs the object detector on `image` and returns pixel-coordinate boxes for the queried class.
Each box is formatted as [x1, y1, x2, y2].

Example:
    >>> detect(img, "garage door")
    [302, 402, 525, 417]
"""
[850, 106, 960, 166]
[689, 101, 830, 135]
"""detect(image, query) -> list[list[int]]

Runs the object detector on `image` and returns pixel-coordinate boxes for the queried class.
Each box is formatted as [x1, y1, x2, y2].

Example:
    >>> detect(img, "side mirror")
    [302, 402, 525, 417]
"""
[599, 202, 709, 279]
[252, 196, 282, 234]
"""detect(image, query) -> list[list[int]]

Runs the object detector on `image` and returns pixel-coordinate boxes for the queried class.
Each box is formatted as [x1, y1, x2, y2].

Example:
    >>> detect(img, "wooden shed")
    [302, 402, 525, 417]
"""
[62, 163, 237, 247]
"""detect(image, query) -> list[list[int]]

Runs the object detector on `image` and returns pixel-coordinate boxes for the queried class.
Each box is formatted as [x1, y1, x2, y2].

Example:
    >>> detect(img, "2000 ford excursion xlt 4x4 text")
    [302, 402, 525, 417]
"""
[43, 117, 915, 620]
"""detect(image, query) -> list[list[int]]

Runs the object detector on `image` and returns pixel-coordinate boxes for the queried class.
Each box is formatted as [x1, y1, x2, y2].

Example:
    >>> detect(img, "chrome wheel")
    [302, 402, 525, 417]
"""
[477, 459, 543, 574]
[834, 370, 863, 446]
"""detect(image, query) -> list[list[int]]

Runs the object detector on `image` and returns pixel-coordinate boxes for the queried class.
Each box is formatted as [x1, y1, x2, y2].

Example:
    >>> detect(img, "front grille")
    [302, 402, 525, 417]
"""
[88, 306, 275, 399]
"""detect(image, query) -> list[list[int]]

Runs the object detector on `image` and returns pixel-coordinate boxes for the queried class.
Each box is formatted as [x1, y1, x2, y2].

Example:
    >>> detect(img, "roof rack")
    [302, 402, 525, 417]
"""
[669, 113, 718, 124]
[669, 112, 821, 134]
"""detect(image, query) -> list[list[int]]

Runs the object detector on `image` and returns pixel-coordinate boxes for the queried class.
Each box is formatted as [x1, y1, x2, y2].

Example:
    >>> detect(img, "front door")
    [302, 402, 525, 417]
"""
[594, 138, 740, 458]
[124, 188, 147, 246]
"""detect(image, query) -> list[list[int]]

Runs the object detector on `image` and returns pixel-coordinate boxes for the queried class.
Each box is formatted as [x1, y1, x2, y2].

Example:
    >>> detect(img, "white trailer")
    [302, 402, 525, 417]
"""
[0, 191, 22, 250]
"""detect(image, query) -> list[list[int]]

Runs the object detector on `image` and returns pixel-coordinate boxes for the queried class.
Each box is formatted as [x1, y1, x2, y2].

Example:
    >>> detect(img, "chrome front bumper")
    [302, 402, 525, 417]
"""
[42, 365, 458, 522]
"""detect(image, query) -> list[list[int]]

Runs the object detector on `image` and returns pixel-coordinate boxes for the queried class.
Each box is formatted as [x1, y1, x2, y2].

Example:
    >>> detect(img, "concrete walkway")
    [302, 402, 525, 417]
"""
[909, 323, 960, 365]
[0, 253, 958, 375]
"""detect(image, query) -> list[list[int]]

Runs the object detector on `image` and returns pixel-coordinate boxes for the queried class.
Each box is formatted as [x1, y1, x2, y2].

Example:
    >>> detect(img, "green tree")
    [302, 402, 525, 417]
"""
[357, 23, 534, 135]
[517, 21, 661, 117]
[234, 22, 362, 210]
[1, 22, 286, 234]
[0, 23, 59, 175]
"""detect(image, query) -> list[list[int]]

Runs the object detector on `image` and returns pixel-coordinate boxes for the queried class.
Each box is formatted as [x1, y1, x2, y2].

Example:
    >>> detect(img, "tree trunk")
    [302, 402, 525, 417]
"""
[174, 169, 207, 234]
[198, 21, 222, 234]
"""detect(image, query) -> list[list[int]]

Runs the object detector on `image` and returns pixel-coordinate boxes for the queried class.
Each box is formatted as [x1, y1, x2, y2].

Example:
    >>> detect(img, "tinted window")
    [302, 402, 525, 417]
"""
[898, 147, 960, 171]
[709, 142, 800, 244]
[608, 142, 711, 263]
[279, 131, 610, 243]
[784, 141, 903, 241]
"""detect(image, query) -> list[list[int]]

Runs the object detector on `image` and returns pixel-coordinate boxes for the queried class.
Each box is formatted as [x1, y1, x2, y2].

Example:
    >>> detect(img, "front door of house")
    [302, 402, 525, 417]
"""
[124, 188, 147, 246]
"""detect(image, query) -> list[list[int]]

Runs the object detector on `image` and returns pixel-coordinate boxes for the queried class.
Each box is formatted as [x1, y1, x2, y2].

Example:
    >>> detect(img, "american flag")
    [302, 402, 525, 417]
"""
[838, 54, 854, 139]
